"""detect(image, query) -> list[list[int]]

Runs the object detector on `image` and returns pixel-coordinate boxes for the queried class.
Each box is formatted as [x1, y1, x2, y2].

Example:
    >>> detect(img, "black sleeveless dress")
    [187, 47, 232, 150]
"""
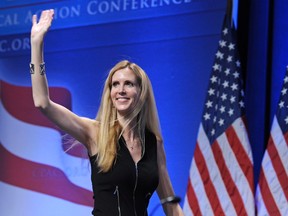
[89, 130, 159, 216]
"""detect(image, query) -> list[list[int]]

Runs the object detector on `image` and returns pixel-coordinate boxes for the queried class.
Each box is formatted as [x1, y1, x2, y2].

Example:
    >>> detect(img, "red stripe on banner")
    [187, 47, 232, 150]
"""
[186, 177, 202, 216]
[212, 140, 247, 216]
[226, 123, 254, 192]
[0, 143, 93, 207]
[267, 136, 288, 201]
[194, 143, 225, 215]
[258, 167, 281, 216]
[1, 80, 70, 130]
[1, 80, 87, 159]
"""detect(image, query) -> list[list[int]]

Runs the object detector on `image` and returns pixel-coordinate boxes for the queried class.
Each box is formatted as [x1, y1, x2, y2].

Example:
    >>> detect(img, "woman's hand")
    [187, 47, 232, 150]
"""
[31, 9, 54, 45]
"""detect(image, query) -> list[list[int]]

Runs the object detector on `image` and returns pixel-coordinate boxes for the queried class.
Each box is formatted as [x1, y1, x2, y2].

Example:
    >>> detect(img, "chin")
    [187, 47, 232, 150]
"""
[116, 108, 133, 116]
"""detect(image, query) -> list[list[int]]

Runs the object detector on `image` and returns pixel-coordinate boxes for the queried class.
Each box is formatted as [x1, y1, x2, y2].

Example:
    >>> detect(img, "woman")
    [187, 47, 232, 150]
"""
[30, 9, 184, 216]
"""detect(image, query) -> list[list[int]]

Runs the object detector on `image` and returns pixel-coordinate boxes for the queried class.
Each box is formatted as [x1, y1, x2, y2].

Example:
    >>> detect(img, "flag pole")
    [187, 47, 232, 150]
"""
[226, 0, 233, 26]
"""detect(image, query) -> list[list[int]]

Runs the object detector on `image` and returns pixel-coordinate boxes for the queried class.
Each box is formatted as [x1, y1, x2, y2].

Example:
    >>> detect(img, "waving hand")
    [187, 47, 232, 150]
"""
[31, 9, 54, 44]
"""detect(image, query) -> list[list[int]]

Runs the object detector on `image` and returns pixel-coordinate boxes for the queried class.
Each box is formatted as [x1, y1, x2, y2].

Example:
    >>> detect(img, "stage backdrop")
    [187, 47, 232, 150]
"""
[0, 0, 227, 215]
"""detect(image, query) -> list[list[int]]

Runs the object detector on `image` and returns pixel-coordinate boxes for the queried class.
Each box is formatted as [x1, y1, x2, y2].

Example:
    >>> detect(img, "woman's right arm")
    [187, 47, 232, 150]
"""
[30, 9, 97, 154]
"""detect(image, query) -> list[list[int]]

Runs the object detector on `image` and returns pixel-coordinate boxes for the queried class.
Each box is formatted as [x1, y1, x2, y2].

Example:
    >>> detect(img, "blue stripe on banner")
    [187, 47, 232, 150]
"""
[0, 9, 225, 58]
[0, 0, 225, 36]
[0, 0, 63, 9]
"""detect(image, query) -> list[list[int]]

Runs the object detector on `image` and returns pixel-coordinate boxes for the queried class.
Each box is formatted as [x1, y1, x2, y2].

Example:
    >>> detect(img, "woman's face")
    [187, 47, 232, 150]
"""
[110, 67, 140, 117]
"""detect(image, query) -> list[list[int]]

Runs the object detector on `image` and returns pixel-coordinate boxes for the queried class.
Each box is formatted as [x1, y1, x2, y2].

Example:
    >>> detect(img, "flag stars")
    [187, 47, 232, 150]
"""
[221, 93, 227, 101]
[220, 106, 226, 113]
[216, 51, 224, 59]
[224, 69, 230, 76]
[231, 83, 238, 91]
[285, 116, 288, 124]
[211, 128, 215, 136]
[219, 40, 227, 48]
[203, 113, 210, 120]
[228, 43, 235, 50]
[281, 88, 287, 95]
[210, 75, 218, 83]
[202, 22, 247, 141]
[208, 88, 215, 95]
[218, 118, 224, 126]
[284, 76, 288, 83]
[279, 101, 284, 108]
[227, 55, 233, 63]
[213, 63, 221, 71]
[206, 100, 213, 108]
[236, 60, 241, 67]
[222, 81, 229, 88]
[233, 71, 240, 78]
[228, 108, 234, 116]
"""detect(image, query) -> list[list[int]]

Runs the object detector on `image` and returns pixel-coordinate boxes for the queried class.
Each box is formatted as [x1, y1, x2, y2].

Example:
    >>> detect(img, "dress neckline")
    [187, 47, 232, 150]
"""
[120, 136, 143, 164]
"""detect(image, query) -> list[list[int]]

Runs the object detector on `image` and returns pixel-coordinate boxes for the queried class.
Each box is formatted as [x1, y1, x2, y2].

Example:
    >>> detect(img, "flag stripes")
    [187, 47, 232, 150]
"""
[184, 14, 255, 216]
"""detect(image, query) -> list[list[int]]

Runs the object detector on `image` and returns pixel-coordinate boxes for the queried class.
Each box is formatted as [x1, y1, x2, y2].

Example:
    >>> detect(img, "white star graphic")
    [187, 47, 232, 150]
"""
[285, 116, 288, 124]
[231, 83, 238, 91]
[228, 43, 235, 50]
[203, 113, 210, 120]
[233, 71, 240, 78]
[239, 100, 245, 107]
[219, 40, 227, 48]
[208, 88, 215, 95]
[236, 60, 241, 67]
[218, 118, 224, 126]
[223, 28, 228, 35]
[228, 108, 234, 116]
[281, 88, 287, 95]
[213, 63, 221, 71]
[221, 93, 227, 101]
[206, 100, 213, 108]
[210, 75, 218, 83]
[279, 100, 284, 108]
[224, 68, 230, 76]
[230, 96, 236, 103]
[216, 51, 224, 59]
[227, 55, 233, 62]
[222, 81, 229, 88]
[220, 106, 226, 113]
[211, 128, 215, 136]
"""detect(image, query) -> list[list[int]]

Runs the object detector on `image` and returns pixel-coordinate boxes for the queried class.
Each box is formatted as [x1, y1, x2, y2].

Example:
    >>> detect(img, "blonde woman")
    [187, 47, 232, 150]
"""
[30, 9, 184, 216]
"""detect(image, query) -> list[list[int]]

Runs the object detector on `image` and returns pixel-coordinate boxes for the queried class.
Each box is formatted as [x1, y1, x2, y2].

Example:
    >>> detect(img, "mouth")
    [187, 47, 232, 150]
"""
[116, 97, 130, 101]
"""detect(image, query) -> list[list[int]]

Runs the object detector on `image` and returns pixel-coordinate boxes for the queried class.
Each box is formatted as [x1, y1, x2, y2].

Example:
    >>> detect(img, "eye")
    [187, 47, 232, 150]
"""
[111, 81, 119, 87]
[125, 81, 135, 87]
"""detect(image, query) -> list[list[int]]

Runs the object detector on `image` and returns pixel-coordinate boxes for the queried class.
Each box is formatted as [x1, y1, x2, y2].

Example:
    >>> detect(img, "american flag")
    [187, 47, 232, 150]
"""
[0, 80, 93, 215]
[183, 15, 255, 216]
[255, 68, 288, 215]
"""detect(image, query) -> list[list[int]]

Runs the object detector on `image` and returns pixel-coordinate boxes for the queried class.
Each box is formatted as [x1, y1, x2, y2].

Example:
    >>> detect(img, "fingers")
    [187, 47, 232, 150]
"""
[49, 9, 55, 18]
[32, 9, 54, 25]
[32, 14, 37, 25]
[44, 9, 54, 21]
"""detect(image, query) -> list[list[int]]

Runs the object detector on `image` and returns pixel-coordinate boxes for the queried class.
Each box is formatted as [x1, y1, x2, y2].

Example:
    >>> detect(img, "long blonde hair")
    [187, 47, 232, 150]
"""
[95, 60, 162, 172]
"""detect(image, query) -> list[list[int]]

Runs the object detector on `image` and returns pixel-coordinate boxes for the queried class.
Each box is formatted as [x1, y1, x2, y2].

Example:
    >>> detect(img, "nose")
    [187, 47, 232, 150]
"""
[119, 85, 126, 94]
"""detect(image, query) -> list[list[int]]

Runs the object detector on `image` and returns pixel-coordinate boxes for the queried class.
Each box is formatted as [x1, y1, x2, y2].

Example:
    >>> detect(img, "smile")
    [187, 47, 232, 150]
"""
[116, 97, 130, 101]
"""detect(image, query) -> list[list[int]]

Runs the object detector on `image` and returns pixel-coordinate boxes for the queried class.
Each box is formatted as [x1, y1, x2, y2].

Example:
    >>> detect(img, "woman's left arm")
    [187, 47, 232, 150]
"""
[156, 139, 184, 216]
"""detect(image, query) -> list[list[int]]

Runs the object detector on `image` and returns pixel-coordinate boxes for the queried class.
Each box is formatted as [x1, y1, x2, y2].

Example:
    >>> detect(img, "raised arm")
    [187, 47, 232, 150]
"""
[156, 139, 184, 216]
[30, 9, 97, 154]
